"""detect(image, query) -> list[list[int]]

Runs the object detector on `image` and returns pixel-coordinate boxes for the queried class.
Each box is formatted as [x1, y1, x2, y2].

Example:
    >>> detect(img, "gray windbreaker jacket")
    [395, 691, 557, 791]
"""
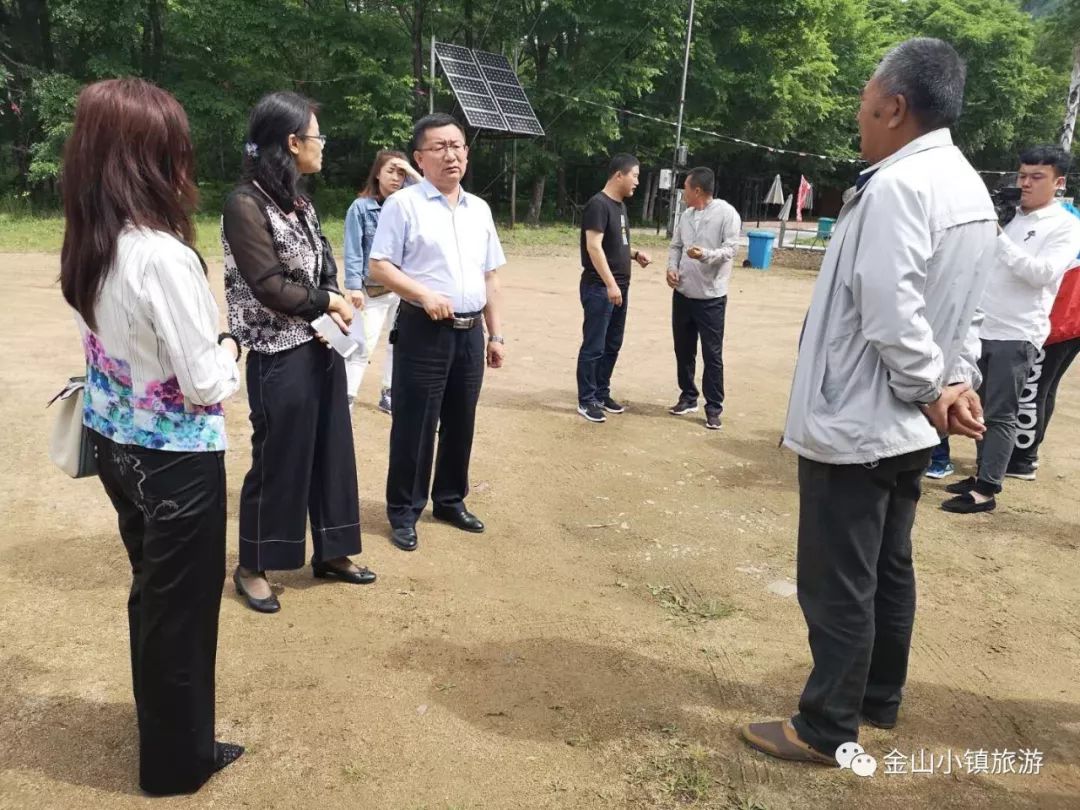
[667, 198, 742, 299]
[782, 128, 996, 465]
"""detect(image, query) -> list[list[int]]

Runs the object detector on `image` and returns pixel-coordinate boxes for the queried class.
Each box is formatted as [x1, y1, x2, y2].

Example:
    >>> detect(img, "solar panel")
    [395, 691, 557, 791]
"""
[436, 42, 473, 61]
[489, 83, 528, 102]
[433, 41, 544, 137]
[464, 110, 508, 130]
[439, 58, 482, 80]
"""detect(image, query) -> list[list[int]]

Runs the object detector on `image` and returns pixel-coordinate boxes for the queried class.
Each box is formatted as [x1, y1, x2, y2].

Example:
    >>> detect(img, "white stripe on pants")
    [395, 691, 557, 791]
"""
[345, 289, 400, 398]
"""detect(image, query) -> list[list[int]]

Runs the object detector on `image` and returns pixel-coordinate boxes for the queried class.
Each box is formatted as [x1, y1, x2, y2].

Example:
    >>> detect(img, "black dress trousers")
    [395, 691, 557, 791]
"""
[671, 291, 727, 415]
[386, 303, 485, 529]
[239, 338, 361, 570]
[92, 434, 226, 796]
[790, 447, 931, 755]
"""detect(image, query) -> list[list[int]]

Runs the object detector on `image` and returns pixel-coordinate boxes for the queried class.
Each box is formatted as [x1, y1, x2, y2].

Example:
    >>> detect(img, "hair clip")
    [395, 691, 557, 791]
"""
[244, 142, 259, 158]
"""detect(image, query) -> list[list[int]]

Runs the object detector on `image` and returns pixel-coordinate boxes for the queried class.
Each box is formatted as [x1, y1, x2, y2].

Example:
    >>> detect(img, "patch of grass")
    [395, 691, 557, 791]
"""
[341, 762, 368, 781]
[728, 793, 771, 810]
[0, 212, 661, 257]
[0, 213, 65, 252]
[648, 584, 736, 623]
[630, 740, 718, 807]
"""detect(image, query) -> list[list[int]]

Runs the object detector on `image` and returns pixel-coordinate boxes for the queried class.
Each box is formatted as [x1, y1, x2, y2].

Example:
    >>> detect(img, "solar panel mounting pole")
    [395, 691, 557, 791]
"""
[429, 37, 436, 115]
[667, 0, 695, 238]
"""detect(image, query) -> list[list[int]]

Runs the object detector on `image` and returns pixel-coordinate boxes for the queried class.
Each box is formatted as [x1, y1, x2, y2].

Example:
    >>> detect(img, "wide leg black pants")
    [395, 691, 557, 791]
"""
[239, 339, 361, 570]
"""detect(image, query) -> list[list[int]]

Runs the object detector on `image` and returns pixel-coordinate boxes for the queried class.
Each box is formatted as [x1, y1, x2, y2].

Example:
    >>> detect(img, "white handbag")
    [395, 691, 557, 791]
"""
[48, 376, 99, 479]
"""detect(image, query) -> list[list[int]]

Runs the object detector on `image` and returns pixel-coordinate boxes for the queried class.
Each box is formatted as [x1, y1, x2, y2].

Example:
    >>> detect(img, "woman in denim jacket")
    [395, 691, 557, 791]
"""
[343, 150, 421, 412]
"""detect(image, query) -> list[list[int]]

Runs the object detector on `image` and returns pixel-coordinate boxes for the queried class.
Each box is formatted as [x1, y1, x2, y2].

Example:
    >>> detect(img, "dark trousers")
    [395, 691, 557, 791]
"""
[576, 279, 629, 406]
[1011, 337, 1080, 468]
[92, 434, 225, 796]
[387, 304, 485, 529]
[672, 292, 727, 414]
[975, 339, 1038, 493]
[239, 339, 361, 571]
[791, 448, 931, 755]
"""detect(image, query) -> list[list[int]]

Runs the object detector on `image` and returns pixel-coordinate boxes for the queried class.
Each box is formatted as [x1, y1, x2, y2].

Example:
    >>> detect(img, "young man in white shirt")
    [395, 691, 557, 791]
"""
[943, 146, 1080, 513]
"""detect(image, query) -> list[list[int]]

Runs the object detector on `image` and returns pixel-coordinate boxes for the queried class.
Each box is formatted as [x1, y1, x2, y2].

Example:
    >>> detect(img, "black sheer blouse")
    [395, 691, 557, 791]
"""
[221, 183, 341, 354]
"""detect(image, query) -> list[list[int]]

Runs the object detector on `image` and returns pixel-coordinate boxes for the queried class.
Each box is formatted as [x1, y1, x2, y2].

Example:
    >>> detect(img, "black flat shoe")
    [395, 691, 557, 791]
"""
[312, 558, 376, 584]
[233, 567, 281, 614]
[942, 493, 996, 513]
[214, 742, 245, 772]
[432, 507, 485, 533]
[390, 526, 418, 551]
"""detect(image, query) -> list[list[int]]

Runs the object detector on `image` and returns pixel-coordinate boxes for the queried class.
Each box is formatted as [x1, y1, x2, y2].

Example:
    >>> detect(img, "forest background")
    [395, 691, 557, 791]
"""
[2, 0, 1079, 228]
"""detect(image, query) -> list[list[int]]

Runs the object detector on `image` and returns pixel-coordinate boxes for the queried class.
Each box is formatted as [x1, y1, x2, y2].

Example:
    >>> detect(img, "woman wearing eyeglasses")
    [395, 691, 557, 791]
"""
[222, 91, 375, 614]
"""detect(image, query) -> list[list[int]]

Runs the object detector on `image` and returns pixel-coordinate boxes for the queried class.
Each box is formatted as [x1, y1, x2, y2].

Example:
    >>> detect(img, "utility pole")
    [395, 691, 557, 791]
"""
[667, 0, 695, 238]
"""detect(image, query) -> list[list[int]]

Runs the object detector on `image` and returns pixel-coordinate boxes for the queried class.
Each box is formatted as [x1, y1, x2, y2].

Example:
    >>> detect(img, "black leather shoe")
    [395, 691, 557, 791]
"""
[233, 567, 280, 614]
[312, 557, 376, 584]
[432, 506, 485, 533]
[942, 492, 996, 513]
[390, 526, 418, 551]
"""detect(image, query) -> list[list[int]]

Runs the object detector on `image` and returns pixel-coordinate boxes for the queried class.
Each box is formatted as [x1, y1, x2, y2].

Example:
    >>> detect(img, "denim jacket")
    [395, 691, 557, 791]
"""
[344, 195, 381, 290]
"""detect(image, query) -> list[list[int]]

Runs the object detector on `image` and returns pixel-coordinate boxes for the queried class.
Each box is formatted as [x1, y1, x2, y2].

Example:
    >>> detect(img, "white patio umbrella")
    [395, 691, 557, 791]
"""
[764, 174, 785, 206]
[777, 192, 793, 221]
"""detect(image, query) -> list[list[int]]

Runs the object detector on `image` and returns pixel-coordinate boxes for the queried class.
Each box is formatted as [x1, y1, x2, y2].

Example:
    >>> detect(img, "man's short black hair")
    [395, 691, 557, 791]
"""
[686, 166, 715, 196]
[1018, 144, 1072, 178]
[412, 113, 466, 151]
[608, 153, 639, 177]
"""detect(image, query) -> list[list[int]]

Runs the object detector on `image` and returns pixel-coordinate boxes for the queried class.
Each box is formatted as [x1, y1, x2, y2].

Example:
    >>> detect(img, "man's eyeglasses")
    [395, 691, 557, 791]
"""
[299, 134, 327, 145]
[420, 142, 467, 157]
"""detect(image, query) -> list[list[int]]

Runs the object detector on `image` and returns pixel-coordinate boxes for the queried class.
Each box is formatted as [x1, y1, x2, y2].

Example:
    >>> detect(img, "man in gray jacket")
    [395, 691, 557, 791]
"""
[666, 167, 741, 430]
[741, 38, 993, 764]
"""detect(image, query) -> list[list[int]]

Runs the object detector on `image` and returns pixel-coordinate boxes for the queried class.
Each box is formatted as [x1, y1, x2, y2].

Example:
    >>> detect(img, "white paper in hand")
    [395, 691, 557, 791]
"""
[311, 313, 358, 359]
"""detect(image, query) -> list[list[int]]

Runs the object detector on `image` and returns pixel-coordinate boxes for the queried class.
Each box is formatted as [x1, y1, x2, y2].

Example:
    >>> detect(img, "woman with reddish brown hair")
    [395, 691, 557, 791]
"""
[61, 78, 243, 795]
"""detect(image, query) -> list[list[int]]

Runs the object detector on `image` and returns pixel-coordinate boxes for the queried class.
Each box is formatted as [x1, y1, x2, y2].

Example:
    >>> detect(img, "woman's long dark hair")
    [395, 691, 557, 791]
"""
[242, 91, 319, 212]
[359, 150, 408, 200]
[60, 78, 199, 330]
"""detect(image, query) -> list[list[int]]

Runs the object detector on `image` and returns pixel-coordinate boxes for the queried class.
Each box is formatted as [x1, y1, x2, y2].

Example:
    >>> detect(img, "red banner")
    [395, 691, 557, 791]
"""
[796, 175, 812, 223]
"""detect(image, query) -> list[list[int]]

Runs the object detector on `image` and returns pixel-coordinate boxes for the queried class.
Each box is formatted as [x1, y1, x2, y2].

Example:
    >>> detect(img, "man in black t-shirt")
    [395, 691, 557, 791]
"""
[576, 153, 652, 422]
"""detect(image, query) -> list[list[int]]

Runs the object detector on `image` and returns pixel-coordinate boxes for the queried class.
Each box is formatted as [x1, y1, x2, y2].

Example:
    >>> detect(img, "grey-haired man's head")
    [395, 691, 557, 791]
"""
[858, 38, 966, 164]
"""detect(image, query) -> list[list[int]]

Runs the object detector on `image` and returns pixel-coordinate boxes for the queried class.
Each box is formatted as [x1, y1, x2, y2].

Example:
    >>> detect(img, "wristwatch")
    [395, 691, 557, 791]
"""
[488, 335, 505, 344]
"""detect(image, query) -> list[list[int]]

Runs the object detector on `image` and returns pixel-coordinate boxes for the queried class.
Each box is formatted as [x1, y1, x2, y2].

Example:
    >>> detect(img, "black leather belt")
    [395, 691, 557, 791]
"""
[402, 301, 482, 329]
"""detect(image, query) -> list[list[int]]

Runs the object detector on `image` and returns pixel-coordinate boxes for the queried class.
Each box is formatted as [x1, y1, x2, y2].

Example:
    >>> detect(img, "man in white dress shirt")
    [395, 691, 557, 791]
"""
[369, 113, 506, 552]
[942, 145, 1080, 513]
[741, 38, 995, 765]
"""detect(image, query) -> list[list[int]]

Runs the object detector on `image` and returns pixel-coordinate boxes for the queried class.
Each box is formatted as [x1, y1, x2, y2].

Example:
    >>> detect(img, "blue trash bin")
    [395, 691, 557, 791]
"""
[747, 230, 777, 269]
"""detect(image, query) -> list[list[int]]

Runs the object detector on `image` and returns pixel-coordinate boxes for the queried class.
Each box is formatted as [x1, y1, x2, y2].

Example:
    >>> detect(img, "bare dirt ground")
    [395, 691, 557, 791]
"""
[1, 248, 1079, 810]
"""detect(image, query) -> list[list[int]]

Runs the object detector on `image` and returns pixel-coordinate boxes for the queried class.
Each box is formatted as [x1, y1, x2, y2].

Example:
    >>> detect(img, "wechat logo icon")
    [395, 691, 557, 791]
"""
[836, 742, 877, 777]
